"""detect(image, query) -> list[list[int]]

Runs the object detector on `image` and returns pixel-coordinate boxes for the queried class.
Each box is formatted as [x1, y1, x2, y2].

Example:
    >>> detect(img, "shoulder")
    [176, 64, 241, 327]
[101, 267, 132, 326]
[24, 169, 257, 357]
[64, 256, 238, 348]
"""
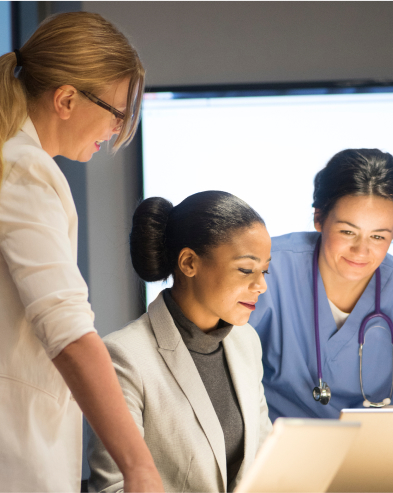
[0, 132, 74, 234]
[271, 231, 319, 254]
[381, 251, 393, 270]
[261, 231, 319, 284]
[104, 312, 155, 352]
[249, 233, 317, 328]
[380, 252, 393, 285]
[3, 129, 67, 189]
[266, 231, 319, 278]
[103, 312, 161, 369]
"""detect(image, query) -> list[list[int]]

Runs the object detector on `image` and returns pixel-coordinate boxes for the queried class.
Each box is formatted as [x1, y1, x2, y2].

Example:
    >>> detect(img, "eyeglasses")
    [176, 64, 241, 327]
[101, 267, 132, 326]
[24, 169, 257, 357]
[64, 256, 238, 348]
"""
[79, 90, 125, 129]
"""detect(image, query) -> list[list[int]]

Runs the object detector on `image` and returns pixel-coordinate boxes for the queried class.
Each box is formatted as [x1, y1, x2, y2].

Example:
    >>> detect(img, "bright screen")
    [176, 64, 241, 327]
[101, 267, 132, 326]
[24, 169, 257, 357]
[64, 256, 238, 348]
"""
[142, 84, 393, 304]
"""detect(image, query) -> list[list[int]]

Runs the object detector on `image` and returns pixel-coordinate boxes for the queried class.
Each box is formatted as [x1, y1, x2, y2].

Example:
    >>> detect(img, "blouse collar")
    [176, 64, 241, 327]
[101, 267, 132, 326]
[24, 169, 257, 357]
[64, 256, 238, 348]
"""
[21, 117, 42, 148]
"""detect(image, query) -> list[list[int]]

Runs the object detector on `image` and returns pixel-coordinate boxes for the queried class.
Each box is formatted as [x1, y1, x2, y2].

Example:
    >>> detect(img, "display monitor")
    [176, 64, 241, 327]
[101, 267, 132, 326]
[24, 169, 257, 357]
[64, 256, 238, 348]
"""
[141, 81, 393, 305]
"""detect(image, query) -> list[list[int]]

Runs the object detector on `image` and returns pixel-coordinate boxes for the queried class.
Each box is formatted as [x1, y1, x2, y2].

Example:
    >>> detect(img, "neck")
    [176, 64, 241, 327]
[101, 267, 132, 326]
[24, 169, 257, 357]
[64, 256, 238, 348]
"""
[318, 253, 373, 313]
[29, 105, 61, 158]
[170, 285, 219, 333]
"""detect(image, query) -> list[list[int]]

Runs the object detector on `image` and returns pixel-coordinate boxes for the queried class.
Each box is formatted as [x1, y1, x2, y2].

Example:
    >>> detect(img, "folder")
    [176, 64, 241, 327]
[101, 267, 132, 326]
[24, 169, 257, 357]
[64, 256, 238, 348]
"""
[327, 408, 393, 492]
[236, 418, 360, 493]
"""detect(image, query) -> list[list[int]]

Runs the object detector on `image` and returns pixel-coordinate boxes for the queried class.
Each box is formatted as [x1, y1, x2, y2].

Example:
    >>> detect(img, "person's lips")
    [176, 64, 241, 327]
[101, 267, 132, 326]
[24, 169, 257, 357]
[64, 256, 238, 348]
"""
[239, 301, 256, 311]
[95, 139, 105, 151]
[343, 257, 369, 268]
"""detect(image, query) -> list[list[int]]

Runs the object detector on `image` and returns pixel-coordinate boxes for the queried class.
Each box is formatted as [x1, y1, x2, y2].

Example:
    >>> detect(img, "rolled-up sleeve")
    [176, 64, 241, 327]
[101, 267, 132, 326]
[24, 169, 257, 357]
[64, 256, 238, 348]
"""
[0, 148, 96, 359]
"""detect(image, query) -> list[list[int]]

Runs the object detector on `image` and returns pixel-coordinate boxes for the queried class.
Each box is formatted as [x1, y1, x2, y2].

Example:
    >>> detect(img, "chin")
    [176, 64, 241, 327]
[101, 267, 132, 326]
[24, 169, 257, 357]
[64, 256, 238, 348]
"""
[64, 145, 95, 163]
[230, 314, 251, 327]
[75, 153, 93, 163]
[60, 152, 89, 163]
[339, 268, 373, 282]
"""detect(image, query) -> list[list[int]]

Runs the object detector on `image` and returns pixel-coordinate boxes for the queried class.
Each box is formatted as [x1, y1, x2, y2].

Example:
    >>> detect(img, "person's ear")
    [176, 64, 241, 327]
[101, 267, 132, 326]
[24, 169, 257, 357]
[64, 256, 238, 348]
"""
[53, 85, 78, 120]
[177, 247, 199, 278]
[314, 209, 323, 232]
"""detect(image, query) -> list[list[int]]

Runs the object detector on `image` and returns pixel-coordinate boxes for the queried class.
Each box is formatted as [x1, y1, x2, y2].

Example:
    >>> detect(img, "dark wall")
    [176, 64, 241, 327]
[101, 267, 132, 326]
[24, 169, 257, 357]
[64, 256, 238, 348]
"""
[82, 1, 393, 86]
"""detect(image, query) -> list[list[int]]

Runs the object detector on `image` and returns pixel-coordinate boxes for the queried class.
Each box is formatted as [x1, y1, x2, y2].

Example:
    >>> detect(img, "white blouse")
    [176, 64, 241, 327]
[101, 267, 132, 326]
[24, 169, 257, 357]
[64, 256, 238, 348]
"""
[0, 118, 96, 492]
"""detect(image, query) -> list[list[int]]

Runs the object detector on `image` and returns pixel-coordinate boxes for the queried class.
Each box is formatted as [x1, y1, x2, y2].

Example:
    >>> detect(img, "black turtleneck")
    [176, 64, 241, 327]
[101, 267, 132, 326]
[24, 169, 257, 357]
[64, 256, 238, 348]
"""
[163, 289, 244, 492]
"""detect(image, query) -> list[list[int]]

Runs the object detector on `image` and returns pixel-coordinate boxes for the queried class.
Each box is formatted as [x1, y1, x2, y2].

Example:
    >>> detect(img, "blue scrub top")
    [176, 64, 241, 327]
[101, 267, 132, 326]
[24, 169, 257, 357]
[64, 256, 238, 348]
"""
[249, 232, 393, 421]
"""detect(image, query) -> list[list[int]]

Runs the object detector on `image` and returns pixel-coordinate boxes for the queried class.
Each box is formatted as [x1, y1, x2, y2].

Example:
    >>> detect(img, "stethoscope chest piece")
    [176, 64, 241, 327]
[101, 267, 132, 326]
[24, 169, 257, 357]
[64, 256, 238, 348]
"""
[313, 380, 331, 405]
[312, 236, 393, 407]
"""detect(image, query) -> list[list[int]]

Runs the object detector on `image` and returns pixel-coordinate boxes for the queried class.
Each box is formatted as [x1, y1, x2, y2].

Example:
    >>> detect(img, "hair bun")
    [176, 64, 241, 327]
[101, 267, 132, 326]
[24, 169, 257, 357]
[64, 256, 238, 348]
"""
[130, 197, 173, 282]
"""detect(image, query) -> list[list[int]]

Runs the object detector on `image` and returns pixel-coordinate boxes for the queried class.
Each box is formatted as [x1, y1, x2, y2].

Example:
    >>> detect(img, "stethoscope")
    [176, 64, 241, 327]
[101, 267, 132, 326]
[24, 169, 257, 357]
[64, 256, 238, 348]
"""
[312, 236, 393, 407]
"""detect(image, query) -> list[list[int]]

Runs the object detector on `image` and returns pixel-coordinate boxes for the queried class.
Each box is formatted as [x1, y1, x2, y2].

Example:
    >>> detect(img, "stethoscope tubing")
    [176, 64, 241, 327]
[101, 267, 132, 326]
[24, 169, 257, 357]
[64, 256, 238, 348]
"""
[312, 235, 393, 406]
[312, 237, 323, 382]
[358, 268, 393, 345]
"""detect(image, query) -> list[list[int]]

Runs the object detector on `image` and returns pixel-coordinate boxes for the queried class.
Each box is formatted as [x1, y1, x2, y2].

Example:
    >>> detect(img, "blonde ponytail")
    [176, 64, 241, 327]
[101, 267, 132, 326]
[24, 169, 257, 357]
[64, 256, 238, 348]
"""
[0, 12, 145, 186]
[0, 52, 28, 184]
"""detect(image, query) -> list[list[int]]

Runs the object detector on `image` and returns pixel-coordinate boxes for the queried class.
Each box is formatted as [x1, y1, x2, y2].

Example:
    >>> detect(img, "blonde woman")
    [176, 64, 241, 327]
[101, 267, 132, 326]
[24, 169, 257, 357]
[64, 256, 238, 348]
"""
[0, 12, 163, 493]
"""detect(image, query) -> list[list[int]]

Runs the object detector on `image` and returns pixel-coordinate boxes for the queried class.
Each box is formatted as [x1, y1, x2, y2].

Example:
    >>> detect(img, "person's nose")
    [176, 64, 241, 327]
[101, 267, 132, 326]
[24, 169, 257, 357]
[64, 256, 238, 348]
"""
[250, 272, 268, 294]
[351, 236, 369, 257]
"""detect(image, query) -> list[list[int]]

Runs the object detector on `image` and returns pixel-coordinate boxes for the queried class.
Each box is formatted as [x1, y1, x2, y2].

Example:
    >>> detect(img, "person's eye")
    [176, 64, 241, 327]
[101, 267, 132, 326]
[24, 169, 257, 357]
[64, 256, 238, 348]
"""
[340, 230, 354, 235]
[372, 234, 385, 240]
[262, 269, 270, 275]
[238, 268, 253, 274]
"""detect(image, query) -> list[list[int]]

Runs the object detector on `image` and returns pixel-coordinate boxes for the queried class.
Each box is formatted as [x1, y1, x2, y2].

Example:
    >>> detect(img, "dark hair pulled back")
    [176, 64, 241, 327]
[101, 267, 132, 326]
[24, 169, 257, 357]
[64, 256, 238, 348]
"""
[313, 148, 393, 225]
[130, 191, 264, 282]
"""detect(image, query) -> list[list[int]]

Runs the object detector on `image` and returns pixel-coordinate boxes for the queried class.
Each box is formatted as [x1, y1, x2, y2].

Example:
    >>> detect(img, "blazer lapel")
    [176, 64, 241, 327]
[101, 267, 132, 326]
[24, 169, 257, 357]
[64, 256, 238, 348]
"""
[148, 293, 227, 489]
[223, 332, 257, 474]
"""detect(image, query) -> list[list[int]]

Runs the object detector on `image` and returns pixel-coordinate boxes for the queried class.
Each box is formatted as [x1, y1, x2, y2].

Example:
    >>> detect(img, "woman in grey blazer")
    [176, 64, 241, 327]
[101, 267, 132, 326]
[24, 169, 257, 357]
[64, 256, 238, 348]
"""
[88, 191, 273, 493]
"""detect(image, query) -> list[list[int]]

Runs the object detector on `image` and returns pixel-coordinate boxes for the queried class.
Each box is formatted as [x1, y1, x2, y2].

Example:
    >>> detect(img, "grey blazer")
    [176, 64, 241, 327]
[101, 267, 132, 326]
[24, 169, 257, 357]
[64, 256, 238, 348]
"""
[88, 293, 272, 493]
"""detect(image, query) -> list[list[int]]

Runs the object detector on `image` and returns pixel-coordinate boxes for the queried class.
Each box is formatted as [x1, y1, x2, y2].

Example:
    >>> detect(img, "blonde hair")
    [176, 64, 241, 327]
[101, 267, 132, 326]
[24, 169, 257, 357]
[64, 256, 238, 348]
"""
[0, 11, 145, 184]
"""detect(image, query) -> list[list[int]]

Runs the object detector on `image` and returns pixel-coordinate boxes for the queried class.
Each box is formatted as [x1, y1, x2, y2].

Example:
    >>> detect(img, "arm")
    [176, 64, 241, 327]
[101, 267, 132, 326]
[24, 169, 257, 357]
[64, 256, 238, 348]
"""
[53, 332, 163, 493]
[0, 150, 162, 492]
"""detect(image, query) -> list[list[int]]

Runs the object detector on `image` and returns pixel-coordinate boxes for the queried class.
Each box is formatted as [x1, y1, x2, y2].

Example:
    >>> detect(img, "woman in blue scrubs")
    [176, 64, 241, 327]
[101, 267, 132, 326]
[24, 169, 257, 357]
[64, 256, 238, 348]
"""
[250, 148, 393, 421]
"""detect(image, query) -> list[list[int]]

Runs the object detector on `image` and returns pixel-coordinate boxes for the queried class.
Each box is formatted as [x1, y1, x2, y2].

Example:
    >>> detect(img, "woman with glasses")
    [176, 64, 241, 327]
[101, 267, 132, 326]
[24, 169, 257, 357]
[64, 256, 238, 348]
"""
[0, 12, 163, 493]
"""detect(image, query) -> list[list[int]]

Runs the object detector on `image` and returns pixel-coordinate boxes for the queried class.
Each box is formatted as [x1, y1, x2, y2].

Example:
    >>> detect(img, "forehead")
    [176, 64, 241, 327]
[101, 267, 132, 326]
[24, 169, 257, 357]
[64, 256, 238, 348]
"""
[329, 195, 393, 225]
[209, 223, 271, 261]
